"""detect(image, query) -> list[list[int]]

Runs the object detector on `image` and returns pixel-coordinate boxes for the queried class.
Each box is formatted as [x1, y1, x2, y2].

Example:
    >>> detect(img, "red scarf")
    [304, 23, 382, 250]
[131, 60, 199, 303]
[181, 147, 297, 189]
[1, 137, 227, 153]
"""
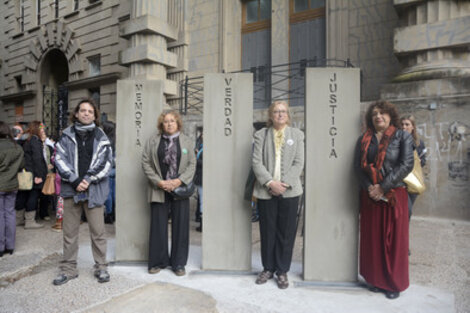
[360, 125, 397, 206]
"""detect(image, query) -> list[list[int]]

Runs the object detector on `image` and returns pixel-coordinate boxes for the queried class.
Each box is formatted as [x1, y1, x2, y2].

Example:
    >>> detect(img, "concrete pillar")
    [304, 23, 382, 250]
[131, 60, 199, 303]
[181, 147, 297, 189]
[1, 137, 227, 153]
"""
[271, 0, 289, 100]
[202, 73, 253, 271]
[119, 0, 178, 96]
[115, 0, 178, 261]
[115, 80, 164, 261]
[326, 0, 349, 61]
[304, 68, 360, 282]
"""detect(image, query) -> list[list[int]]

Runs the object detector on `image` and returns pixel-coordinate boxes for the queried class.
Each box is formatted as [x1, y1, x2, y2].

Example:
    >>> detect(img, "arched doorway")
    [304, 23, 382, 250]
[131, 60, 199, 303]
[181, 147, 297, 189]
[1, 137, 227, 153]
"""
[40, 49, 69, 140]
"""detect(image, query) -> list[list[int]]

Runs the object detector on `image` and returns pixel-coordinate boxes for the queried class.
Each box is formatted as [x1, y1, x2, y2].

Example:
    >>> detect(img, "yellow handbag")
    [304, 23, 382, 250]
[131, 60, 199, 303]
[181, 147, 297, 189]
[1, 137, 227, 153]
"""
[42, 173, 56, 195]
[404, 151, 426, 194]
[17, 169, 33, 190]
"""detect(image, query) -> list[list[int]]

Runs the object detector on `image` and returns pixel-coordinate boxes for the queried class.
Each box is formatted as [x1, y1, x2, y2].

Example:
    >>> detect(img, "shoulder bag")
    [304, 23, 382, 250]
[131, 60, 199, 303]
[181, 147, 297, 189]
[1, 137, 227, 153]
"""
[404, 150, 426, 194]
[42, 173, 56, 195]
[17, 169, 33, 191]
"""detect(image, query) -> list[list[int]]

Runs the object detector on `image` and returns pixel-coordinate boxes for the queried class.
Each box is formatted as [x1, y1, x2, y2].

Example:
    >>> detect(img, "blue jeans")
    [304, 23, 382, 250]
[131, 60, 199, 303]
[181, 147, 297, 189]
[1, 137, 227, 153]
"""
[104, 170, 115, 215]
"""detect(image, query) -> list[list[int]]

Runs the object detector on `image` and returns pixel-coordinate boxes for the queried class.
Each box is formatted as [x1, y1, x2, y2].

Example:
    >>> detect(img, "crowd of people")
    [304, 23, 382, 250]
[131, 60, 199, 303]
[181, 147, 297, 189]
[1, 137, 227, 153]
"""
[0, 98, 426, 297]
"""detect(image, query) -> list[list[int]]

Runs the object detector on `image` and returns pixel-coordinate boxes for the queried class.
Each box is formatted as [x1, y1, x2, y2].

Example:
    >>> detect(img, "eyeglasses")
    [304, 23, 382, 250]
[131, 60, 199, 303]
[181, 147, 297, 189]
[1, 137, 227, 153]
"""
[273, 110, 287, 115]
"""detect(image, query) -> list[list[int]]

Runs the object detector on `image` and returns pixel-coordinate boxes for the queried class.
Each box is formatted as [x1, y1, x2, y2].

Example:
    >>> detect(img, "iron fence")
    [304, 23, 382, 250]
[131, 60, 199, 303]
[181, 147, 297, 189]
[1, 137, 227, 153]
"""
[179, 58, 354, 114]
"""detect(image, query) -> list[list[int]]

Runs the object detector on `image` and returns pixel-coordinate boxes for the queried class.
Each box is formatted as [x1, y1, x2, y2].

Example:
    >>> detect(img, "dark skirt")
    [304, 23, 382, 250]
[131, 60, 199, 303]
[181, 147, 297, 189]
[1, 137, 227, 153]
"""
[359, 187, 409, 292]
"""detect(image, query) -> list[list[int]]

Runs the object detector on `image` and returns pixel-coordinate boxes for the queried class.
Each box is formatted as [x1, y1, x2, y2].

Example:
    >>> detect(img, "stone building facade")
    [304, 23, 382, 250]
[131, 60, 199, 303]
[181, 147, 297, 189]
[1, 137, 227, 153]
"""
[0, 0, 468, 220]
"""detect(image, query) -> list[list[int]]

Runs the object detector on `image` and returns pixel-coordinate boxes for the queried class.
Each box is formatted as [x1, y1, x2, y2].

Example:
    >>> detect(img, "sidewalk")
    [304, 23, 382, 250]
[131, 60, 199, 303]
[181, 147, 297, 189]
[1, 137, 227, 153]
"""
[0, 215, 467, 313]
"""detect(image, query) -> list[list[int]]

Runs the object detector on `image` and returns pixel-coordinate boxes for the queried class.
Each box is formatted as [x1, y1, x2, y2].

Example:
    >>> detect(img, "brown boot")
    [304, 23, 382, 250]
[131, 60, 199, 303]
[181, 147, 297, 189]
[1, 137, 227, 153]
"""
[24, 211, 44, 229]
[51, 219, 62, 232]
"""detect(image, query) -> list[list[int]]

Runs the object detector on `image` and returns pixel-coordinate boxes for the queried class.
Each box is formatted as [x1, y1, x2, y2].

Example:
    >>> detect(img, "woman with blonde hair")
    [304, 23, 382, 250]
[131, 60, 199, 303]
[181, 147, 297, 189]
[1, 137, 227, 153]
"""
[252, 100, 304, 289]
[142, 110, 196, 276]
[400, 114, 426, 219]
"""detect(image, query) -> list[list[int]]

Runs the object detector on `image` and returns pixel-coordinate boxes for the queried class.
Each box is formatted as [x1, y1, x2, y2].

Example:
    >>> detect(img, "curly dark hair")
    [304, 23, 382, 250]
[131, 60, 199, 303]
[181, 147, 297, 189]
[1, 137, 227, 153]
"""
[365, 100, 400, 130]
[70, 98, 100, 126]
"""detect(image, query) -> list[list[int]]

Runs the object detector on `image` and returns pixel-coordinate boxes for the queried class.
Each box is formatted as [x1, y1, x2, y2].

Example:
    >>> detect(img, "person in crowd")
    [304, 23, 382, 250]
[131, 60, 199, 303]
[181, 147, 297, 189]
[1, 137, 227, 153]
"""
[400, 115, 426, 219]
[50, 148, 63, 232]
[12, 123, 28, 226]
[52, 98, 113, 285]
[0, 121, 24, 257]
[102, 120, 116, 224]
[142, 110, 196, 276]
[354, 100, 414, 299]
[252, 100, 304, 289]
[22, 121, 48, 229]
[194, 131, 203, 232]
[37, 127, 55, 221]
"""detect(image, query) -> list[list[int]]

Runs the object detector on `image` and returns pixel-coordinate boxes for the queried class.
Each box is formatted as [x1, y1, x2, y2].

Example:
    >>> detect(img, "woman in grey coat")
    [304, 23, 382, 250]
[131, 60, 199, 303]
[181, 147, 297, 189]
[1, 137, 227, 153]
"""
[252, 100, 304, 289]
[142, 110, 196, 276]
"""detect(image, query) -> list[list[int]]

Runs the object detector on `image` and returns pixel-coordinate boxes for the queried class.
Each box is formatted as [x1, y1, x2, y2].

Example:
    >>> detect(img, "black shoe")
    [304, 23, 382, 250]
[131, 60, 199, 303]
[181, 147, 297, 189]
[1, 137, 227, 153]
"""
[53, 274, 78, 286]
[94, 269, 110, 283]
[104, 214, 114, 224]
[385, 291, 400, 299]
[196, 224, 202, 232]
[0, 251, 3, 258]
[173, 266, 186, 276]
[368, 286, 383, 293]
[5, 249, 14, 255]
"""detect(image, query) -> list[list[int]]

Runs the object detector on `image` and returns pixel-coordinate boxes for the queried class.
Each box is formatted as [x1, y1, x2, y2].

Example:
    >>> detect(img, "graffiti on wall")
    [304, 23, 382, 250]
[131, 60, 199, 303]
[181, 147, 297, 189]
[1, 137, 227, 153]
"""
[417, 120, 469, 184]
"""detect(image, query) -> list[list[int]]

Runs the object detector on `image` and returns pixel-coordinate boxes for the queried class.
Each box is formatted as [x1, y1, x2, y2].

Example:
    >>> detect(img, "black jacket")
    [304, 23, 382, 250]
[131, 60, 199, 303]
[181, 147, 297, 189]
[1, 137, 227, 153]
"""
[23, 135, 48, 189]
[354, 129, 414, 193]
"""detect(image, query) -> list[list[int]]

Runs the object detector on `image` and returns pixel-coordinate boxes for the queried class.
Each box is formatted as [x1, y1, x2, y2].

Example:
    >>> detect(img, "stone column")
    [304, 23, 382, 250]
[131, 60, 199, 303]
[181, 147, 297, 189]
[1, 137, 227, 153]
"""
[202, 73, 253, 271]
[326, 0, 349, 61]
[115, 0, 177, 261]
[119, 0, 178, 96]
[271, 0, 289, 100]
[380, 0, 470, 220]
[304, 68, 361, 282]
[393, 0, 470, 82]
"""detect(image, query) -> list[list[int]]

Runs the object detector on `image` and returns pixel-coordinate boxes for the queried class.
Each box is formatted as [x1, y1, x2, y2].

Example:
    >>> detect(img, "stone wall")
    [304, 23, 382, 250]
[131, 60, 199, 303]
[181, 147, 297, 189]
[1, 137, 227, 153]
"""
[347, 0, 402, 101]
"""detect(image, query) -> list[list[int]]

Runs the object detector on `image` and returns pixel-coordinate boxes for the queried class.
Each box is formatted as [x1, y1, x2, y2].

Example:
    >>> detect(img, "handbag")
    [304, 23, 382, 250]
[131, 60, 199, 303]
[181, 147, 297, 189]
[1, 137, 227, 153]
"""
[17, 169, 33, 191]
[244, 128, 268, 201]
[171, 180, 196, 200]
[42, 173, 56, 195]
[404, 150, 426, 194]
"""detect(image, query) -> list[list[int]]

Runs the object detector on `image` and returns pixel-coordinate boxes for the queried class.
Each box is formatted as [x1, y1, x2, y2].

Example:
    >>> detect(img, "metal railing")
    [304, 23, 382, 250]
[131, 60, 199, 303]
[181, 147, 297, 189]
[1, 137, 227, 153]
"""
[179, 58, 354, 114]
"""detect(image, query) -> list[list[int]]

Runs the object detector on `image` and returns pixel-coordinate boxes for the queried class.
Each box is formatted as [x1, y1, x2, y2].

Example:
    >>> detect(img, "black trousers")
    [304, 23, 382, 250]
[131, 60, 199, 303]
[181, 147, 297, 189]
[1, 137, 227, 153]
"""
[258, 196, 299, 274]
[149, 194, 189, 270]
[15, 190, 28, 211]
[25, 188, 41, 212]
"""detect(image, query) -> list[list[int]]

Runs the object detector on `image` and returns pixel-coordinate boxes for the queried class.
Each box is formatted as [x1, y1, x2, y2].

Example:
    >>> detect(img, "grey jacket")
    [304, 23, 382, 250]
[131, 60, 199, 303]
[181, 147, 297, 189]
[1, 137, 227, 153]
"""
[55, 125, 113, 208]
[354, 129, 414, 193]
[142, 133, 196, 203]
[252, 126, 305, 200]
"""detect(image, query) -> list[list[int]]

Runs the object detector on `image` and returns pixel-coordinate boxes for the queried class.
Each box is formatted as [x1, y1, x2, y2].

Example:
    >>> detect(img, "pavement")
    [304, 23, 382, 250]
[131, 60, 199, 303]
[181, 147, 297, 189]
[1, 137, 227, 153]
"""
[0, 212, 468, 313]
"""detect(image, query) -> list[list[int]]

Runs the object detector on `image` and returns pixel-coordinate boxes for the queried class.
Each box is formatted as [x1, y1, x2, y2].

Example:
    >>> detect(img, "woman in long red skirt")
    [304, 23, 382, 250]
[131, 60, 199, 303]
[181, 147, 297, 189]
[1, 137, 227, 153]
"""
[354, 100, 414, 299]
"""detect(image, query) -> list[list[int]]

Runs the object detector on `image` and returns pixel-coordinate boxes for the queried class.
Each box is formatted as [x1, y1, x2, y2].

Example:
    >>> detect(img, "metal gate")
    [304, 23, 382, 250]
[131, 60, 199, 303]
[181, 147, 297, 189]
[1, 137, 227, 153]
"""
[179, 58, 354, 114]
[42, 85, 68, 140]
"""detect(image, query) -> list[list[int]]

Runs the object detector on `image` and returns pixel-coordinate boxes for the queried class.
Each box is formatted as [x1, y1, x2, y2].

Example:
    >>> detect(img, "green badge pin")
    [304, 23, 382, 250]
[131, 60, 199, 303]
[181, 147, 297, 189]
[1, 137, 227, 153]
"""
[182, 148, 188, 154]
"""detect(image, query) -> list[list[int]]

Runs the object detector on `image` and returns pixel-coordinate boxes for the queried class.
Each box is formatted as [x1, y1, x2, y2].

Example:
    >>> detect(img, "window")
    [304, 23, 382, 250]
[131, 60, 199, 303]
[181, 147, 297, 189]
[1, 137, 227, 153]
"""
[88, 55, 101, 77]
[55, 0, 59, 18]
[89, 88, 100, 108]
[16, 1, 25, 32]
[37, 0, 41, 25]
[289, 0, 325, 23]
[74, 0, 79, 11]
[242, 0, 271, 33]
[15, 76, 23, 91]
